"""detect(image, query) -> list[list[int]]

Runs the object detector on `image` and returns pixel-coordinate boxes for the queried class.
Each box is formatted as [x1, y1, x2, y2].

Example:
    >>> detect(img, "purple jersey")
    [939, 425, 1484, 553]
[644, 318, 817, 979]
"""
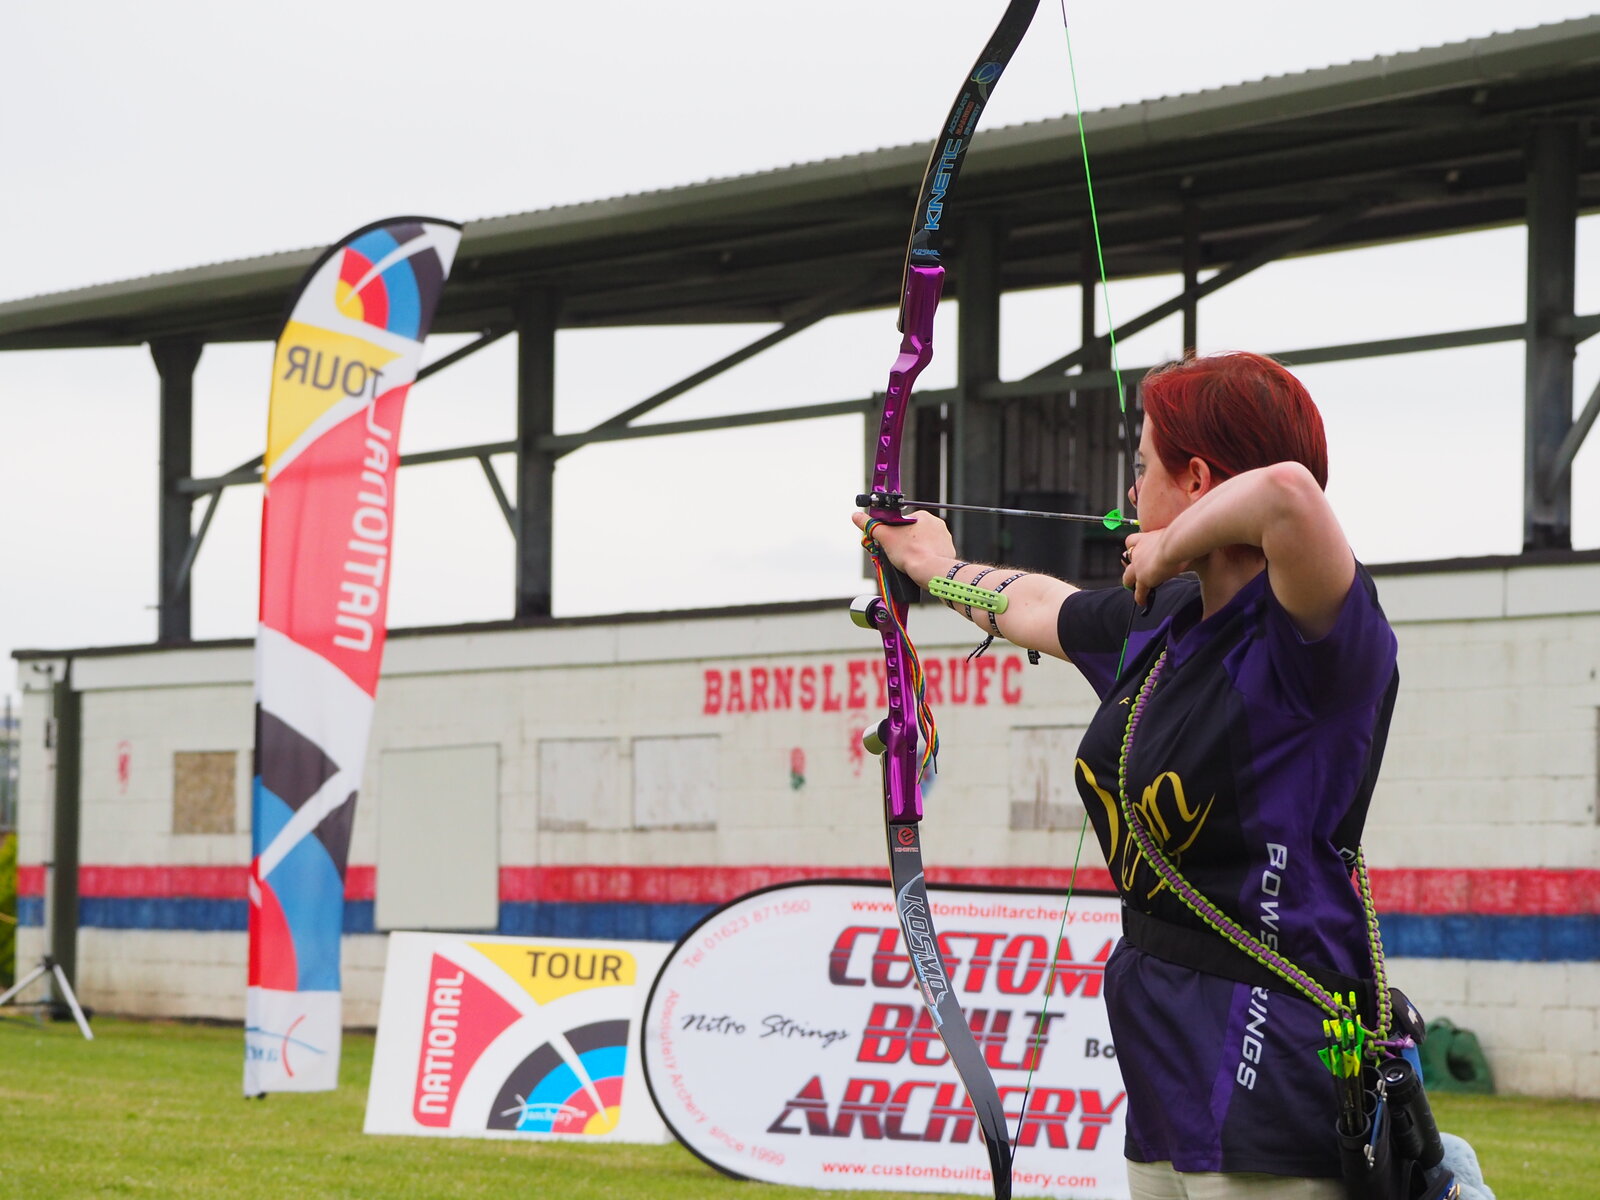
[1058, 567, 1398, 1176]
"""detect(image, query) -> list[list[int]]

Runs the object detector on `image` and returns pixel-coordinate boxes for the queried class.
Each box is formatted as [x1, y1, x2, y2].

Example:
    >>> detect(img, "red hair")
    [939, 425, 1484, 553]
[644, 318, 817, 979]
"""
[1139, 352, 1328, 489]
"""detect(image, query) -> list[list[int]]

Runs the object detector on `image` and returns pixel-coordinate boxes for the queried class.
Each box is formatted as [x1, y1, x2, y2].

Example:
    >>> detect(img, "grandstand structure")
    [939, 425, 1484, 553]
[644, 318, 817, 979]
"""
[1, 19, 1598, 632]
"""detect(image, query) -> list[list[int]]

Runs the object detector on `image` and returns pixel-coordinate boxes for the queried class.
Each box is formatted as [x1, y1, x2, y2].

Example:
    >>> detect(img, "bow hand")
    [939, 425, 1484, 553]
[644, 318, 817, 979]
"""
[852, 507, 956, 583]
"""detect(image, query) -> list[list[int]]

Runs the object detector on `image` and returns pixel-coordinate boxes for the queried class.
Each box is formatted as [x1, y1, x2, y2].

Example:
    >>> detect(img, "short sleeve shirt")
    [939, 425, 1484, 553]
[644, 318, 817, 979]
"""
[1058, 567, 1398, 1176]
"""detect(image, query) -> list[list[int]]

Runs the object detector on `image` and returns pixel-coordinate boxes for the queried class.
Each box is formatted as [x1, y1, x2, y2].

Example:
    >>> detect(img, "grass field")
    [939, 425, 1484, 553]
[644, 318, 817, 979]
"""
[0, 1015, 1594, 1198]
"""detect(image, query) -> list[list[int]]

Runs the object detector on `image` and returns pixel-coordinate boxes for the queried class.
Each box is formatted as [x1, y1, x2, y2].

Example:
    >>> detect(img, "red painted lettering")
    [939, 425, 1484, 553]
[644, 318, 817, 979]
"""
[948, 657, 970, 703]
[821, 663, 842, 712]
[772, 667, 794, 709]
[800, 666, 817, 710]
[703, 669, 724, 715]
[750, 666, 769, 712]
[847, 660, 868, 709]
[973, 655, 996, 705]
[1002, 656, 1023, 704]
[727, 670, 746, 713]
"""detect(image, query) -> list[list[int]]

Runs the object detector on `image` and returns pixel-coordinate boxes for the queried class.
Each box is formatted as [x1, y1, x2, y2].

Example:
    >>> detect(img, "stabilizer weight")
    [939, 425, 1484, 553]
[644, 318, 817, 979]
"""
[862, 721, 888, 756]
[849, 594, 885, 630]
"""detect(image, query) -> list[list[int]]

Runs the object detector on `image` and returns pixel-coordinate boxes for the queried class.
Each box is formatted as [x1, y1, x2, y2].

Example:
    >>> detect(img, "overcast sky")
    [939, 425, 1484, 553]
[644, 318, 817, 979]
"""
[3, 1, 1598, 685]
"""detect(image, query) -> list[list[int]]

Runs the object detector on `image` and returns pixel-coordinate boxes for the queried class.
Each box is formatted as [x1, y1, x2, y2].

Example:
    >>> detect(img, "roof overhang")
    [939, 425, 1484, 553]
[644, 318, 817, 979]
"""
[3, 17, 1599, 350]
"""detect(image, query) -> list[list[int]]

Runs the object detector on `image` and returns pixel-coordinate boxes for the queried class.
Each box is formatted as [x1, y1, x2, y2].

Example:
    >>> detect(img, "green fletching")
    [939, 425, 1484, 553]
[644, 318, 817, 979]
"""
[928, 576, 1008, 614]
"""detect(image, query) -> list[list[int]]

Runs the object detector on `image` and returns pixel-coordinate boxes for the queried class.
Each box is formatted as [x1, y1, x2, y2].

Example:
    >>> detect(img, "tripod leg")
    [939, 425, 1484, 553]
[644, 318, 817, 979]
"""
[49, 963, 94, 1041]
[0, 962, 50, 1008]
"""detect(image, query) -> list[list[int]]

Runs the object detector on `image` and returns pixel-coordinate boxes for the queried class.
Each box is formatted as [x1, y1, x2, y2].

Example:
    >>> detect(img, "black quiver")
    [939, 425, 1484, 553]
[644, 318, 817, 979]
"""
[1336, 1057, 1458, 1200]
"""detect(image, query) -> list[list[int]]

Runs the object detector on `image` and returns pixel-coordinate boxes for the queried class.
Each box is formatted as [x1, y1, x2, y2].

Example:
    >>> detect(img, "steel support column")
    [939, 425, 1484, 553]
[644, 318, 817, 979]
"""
[48, 668, 81, 1016]
[1182, 198, 1200, 355]
[514, 292, 558, 618]
[152, 338, 202, 642]
[1524, 122, 1580, 551]
[952, 217, 1004, 564]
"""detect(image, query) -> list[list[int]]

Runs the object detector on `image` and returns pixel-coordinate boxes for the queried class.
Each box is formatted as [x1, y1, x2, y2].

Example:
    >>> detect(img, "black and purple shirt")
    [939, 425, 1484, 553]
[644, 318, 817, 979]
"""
[1059, 566, 1398, 1177]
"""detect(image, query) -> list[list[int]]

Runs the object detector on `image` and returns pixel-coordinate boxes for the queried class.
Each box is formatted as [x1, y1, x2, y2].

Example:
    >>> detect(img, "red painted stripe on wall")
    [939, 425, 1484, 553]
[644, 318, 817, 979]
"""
[491, 865, 1117, 903]
[1370, 868, 1599, 916]
[17, 864, 1597, 915]
[17, 864, 375, 901]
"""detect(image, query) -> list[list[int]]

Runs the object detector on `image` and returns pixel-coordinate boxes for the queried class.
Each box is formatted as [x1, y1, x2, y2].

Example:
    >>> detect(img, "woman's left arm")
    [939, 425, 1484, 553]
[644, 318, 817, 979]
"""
[1128, 462, 1354, 639]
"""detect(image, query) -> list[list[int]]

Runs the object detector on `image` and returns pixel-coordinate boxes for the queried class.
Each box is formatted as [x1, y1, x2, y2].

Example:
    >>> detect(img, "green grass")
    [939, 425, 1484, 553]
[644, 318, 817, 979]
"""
[0, 1016, 931, 1199]
[1431, 1092, 1600, 1200]
[0, 1016, 1594, 1198]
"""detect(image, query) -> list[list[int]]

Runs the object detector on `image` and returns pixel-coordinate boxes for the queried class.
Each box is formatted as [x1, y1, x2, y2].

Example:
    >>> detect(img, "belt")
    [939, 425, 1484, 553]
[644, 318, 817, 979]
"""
[1120, 905, 1375, 1023]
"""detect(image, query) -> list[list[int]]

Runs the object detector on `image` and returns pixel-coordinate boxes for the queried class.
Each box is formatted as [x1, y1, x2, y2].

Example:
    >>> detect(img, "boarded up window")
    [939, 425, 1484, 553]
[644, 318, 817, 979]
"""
[376, 745, 499, 931]
[538, 739, 625, 831]
[173, 751, 237, 834]
[1008, 727, 1087, 831]
[633, 736, 718, 830]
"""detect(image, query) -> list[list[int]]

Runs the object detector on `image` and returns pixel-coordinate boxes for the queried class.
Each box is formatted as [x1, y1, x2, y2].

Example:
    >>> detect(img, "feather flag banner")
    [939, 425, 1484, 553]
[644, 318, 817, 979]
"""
[245, 218, 460, 1094]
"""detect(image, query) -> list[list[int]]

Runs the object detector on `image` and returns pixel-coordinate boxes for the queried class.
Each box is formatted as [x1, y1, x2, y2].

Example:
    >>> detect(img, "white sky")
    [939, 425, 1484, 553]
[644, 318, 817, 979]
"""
[2, 1, 1598, 685]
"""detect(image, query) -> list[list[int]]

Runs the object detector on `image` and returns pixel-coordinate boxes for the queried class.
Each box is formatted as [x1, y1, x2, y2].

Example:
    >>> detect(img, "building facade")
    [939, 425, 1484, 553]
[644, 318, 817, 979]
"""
[13, 556, 1600, 1098]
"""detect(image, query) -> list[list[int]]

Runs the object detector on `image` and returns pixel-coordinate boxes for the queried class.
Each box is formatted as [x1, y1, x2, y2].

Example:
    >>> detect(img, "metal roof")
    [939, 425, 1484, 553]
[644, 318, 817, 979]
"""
[3, 16, 1600, 350]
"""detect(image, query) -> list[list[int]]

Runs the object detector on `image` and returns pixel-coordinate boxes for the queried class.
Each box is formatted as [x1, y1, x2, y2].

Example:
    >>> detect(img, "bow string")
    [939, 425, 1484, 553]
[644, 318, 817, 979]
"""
[850, 5, 1042, 1197]
[853, 5, 1144, 1188]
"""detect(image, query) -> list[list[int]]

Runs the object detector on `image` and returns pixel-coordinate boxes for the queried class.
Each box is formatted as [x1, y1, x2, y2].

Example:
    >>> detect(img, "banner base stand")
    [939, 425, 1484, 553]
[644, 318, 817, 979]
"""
[0, 955, 94, 1040]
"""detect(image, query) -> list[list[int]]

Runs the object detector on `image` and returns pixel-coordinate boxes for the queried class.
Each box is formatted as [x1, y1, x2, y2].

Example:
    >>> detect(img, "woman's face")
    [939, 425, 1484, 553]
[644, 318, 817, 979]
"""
[1129, 421, 1189, 531]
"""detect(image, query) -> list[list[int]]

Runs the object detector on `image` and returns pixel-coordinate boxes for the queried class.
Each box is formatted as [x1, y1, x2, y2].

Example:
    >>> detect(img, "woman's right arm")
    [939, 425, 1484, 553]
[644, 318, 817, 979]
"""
[851, 509, 1080, 661]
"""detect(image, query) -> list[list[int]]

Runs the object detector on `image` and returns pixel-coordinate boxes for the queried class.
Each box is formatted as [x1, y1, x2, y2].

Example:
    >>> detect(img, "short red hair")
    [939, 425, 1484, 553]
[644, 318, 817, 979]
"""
[1139, 352, 1328, 489]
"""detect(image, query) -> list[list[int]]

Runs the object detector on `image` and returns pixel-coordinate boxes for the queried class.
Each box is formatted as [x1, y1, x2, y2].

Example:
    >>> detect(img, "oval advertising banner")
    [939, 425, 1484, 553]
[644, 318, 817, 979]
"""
[641, 881, 1127, 1198]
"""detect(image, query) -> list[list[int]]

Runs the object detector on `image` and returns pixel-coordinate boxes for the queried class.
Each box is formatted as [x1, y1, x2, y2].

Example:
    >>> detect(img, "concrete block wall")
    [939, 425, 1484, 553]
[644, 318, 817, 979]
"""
[12, 556, 1599, 1097]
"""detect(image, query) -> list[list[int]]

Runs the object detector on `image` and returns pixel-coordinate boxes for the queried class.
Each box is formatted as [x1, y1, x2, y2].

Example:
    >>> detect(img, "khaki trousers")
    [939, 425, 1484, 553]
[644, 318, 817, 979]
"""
[1127, 1159, 1345, 1200]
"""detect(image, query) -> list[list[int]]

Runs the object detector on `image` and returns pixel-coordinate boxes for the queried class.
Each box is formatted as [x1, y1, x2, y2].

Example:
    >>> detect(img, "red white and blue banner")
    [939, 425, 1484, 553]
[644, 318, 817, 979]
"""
[642, 881, 1128, 1198]
[364, 933, 670, 1142]
[245, 218, 461, 1094]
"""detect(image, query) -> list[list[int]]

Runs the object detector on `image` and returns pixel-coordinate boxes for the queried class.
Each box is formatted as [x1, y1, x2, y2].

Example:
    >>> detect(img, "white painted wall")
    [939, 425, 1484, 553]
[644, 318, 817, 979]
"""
[13, 556, 1600, 1096]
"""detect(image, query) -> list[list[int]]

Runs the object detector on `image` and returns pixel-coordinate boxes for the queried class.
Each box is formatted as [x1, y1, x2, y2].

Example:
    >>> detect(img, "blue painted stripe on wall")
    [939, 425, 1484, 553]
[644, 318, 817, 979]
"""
[18, 898, 378, 935]
[496, 901, 716, 942]
[16, 900, 1600, 961]
[1380, 913, 1600, 962]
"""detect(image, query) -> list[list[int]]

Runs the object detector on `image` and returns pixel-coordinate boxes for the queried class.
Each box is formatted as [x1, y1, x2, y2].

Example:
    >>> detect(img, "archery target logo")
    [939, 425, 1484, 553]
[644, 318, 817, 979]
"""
[332, 224, 450, 341]
[488, 1020, 629, 1134]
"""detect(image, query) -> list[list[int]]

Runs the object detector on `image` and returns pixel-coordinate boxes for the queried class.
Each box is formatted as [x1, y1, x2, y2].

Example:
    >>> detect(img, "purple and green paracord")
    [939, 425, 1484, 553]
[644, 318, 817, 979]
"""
[1116, 650, 1393, 1042]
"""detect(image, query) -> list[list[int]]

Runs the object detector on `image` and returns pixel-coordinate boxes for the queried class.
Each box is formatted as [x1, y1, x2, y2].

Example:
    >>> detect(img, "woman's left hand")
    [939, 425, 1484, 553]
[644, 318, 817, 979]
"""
[1121, 529, 1188, 608]
[850, 508, 956, 584]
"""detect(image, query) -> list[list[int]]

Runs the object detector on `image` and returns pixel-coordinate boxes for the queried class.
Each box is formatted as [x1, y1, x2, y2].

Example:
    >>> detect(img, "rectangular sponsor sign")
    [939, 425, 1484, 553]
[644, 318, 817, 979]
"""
[365, 932, 670, 1143]
[642, 881, 1127, 1197]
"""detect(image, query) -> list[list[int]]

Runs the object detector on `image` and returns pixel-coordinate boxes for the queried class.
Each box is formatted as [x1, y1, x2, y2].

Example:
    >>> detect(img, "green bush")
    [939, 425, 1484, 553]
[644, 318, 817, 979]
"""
[0, 832, 15, 988]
